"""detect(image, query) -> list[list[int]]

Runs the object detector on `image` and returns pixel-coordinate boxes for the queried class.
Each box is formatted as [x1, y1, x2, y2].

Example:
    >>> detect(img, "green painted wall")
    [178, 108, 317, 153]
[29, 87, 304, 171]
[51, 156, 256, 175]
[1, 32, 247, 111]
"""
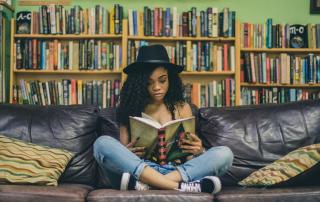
[13, 0, 320, 24]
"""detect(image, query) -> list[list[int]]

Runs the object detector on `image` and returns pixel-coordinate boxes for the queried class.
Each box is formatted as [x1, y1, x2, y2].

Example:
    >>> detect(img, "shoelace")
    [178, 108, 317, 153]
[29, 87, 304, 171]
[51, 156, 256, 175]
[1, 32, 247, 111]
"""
[179, 182, 201, 192]
[135, 181, 150, 191]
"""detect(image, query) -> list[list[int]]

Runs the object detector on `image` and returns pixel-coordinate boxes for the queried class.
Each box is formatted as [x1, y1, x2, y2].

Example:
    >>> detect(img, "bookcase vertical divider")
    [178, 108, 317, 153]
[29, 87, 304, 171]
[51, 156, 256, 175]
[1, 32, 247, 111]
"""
[9, 19, 15, 104]
[121, 19, 128, 84]
[235, 20, 241, 105]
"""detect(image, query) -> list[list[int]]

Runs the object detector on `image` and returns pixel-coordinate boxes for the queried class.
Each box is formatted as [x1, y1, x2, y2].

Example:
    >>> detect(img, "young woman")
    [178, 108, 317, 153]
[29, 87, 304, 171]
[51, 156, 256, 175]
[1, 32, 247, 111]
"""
[93, 45, 233, 194]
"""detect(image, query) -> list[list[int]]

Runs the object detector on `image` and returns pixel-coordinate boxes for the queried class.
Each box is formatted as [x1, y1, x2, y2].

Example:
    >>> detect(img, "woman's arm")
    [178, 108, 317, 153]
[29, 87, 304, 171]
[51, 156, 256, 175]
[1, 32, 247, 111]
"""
[120, 125, 145, 157]
[179, 103, 205, 156]
[119, 125, 130, 146]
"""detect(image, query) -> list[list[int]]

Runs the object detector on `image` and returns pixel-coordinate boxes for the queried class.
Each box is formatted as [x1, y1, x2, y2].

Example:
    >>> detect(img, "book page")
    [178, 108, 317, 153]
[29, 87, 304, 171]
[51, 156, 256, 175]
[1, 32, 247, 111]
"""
[162, 116, 195, 128]
[129, 117, 159, 149]
[165, 117, 195, 143]
[130, 116, 162, 129]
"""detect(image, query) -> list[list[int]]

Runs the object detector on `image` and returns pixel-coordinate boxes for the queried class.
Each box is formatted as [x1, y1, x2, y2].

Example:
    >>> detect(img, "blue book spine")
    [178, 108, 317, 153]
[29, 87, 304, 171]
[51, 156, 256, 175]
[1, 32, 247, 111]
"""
[266, 18, 273, 48]
[290, 89, 295, 102]
[205, 42, 210, 71]
[309, 54, 314, 83]
[133, 10, 137, 36]
[165, 8, 171, 37]
[228, 11, 232, 37]
[41, 41, 46, 70]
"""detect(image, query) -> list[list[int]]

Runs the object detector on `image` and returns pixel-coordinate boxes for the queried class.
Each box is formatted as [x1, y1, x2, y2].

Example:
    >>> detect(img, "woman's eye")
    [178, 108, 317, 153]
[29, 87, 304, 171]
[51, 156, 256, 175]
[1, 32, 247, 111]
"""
[159, 79, 166, 83]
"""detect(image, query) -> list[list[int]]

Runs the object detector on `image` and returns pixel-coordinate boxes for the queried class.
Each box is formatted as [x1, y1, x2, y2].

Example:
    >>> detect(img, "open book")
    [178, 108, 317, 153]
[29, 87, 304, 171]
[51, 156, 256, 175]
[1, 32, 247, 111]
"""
[129, 113, 195, 164]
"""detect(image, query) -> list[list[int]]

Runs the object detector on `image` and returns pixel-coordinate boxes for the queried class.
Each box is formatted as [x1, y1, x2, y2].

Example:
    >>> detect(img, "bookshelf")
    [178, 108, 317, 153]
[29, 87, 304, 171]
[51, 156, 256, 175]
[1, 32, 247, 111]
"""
[125, 7, 240, 107]
[9, 5, 241, 108]
[0, 1, 13, 103]
[10, 21, 124, 108]
[239, 21, 320, 105]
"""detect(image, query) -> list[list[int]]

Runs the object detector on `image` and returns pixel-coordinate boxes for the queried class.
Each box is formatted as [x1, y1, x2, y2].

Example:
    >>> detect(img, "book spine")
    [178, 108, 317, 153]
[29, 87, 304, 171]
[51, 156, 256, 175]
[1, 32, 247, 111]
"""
[157, 128, 167, 165]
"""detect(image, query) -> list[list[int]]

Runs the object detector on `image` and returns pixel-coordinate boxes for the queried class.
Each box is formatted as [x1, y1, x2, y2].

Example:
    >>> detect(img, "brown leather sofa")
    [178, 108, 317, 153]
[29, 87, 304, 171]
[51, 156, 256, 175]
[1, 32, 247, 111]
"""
[1, 100, 320, 202]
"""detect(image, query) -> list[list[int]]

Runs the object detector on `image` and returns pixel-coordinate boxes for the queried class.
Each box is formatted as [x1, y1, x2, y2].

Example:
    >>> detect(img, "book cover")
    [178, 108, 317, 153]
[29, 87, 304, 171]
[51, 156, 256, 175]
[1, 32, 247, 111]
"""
[289, 24, 308, 48]
[129, 114, 195, 164]
[16, 11, 31, 34]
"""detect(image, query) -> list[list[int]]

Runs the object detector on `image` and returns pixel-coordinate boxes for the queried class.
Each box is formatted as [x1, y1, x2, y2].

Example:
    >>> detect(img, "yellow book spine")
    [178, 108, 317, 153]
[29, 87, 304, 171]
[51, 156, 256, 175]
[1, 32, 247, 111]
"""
[110, 8, 115, 34]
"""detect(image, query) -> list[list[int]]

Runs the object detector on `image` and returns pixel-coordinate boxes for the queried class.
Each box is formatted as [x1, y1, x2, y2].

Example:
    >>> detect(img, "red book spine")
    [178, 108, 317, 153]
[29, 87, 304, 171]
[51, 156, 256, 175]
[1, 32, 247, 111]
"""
[71, 79, 77, 104]
[223, 44, 229, 71]
[225, 78, 231, 107]
[154, 8, 159, 36]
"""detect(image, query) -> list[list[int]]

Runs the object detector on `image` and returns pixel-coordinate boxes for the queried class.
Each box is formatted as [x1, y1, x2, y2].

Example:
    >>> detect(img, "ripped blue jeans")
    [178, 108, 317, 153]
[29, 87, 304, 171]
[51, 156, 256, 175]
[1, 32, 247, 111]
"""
[94, 136, 233, 189]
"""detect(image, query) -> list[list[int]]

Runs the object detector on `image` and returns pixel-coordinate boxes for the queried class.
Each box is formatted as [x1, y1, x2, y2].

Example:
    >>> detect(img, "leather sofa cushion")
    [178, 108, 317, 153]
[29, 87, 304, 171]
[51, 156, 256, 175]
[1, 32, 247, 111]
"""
[198, 100, 320, 185]
[0, 183, 93, 202]
[215, 186, 320, 202]
[0, 104, 99, 186]
[87, 189, 213, 202]
[98, 107, 119, 140]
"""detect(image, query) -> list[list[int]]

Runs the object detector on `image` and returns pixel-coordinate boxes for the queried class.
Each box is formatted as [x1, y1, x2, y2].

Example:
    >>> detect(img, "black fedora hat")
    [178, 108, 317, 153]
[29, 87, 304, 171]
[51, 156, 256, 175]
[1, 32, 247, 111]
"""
[123, 44, 184, 74]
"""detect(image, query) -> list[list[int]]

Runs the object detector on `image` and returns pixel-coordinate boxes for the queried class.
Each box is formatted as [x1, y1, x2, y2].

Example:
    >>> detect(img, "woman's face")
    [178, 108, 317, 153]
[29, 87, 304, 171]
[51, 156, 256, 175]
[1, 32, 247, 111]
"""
[147, 66, 169, 104]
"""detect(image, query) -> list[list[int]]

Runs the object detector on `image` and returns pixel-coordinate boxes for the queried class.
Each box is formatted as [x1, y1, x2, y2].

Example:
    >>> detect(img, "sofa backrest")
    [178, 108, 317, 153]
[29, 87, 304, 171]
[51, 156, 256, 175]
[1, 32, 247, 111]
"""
[198, 99, 320, 185]
[0, 104, 99, 186]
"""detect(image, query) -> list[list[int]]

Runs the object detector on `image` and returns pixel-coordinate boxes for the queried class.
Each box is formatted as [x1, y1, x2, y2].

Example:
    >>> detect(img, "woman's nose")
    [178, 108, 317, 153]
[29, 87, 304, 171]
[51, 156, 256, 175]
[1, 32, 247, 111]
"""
[152, 82, 161, 90]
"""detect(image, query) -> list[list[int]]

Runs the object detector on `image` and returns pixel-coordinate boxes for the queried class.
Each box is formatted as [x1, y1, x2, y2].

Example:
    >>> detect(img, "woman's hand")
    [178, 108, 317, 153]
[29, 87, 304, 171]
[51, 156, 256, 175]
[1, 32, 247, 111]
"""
[126, 137, 145, 157]
[180, 133, 204, 156]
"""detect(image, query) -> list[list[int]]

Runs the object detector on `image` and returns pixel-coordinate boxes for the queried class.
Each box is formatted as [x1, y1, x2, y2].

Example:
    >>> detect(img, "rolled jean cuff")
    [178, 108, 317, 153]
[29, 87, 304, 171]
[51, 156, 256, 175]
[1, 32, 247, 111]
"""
[133, 161, 148, 180]
[176, 165, 190, 182]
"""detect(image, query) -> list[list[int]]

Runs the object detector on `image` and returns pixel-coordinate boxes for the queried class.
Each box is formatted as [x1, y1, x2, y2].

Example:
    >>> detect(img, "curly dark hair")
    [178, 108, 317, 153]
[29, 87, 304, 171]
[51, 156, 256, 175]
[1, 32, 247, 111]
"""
[117, 65, 185, 127]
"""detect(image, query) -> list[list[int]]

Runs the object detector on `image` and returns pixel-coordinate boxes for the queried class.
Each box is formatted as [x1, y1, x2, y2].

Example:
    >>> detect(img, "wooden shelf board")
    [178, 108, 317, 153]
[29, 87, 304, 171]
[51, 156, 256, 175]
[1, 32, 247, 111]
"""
[14, 34, 122, 39]
[241, 82, 320, 88]
[181, 71, 235, 75]
[14, 69, 122, 74]
[241, 48, 320, 53]
[128, 36, 235, 41]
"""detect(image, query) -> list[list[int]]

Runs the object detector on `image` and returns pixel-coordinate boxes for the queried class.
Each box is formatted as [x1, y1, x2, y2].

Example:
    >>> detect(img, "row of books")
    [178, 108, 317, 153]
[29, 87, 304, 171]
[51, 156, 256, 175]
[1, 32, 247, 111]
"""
[241, 53, 320, 84]
[13, 79, 121, 109]
[241, 87, 320, 105]
[191, 42, 235, 71]
[129, 7, 235, 37]
[241, 20, 320, 48]
[128, 40, 235, 72]
[15, 39, 122, 70]
[16, 4, 123, 35]
[184, 79, 235, 107]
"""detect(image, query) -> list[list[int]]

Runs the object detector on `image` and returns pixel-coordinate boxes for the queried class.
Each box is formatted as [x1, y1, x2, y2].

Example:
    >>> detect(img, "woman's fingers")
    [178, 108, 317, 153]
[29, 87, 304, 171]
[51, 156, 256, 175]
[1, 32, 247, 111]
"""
[135, 152, 145, 157]
[180, 145, 200, 150]
[189, 133, 201, 141]
[126, 137, 140, 148]
[181, 139, 201, 146]
[130, 146, 145, 152]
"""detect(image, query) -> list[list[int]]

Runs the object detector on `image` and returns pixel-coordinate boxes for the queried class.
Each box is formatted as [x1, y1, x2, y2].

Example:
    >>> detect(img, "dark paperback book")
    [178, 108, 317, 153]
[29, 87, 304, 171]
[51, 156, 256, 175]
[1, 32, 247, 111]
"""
[289, 24, 308, 48]
[16, 11, 31, 34]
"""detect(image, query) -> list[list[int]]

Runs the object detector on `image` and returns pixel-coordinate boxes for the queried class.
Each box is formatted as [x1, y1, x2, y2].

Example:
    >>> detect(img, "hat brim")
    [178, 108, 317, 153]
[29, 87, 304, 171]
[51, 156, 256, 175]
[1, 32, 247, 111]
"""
[123, 62, 184, 74]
